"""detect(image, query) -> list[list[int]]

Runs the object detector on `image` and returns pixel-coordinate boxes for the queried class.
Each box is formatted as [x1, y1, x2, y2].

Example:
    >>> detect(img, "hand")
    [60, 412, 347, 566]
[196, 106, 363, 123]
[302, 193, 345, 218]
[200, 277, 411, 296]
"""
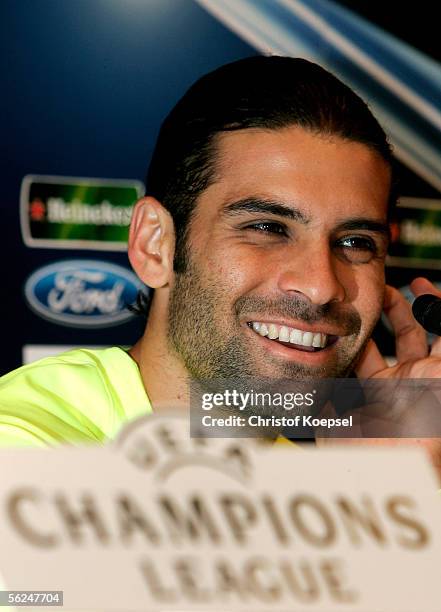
[356, 277, 441, 379]
[317, 278, 441, 484]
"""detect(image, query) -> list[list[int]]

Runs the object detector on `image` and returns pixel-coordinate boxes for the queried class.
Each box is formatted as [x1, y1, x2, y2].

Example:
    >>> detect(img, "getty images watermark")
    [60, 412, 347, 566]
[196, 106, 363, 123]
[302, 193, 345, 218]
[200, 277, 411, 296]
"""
[199, 388, 352, 431]
[190, 378, 441, 439]
[190, 379, 352, 438]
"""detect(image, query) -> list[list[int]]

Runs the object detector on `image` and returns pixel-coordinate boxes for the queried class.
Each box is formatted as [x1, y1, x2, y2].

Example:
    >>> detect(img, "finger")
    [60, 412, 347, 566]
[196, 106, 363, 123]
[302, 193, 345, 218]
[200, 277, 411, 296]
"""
[410, 276, 441, 299]
[384, 285, 428, 362]
[355, 339, 387, 378]
[429, 336, 441, 357]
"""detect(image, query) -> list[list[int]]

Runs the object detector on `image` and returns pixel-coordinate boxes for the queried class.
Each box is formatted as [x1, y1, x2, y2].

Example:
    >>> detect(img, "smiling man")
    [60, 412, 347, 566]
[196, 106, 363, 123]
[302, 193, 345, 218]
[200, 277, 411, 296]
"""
[1, 56, 440, 460]
[128, 56, 430, 401]
[139, 126, 390, 388]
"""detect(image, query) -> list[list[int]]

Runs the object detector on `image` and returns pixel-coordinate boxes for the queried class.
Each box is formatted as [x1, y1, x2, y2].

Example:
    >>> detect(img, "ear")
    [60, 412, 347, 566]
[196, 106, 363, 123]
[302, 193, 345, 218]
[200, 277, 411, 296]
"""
[128, 197, 175, 288]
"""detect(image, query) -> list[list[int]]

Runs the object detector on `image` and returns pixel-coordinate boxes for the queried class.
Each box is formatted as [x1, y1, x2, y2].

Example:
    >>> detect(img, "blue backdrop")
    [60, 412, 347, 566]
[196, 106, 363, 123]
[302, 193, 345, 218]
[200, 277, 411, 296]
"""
[2, 0, 440, 374]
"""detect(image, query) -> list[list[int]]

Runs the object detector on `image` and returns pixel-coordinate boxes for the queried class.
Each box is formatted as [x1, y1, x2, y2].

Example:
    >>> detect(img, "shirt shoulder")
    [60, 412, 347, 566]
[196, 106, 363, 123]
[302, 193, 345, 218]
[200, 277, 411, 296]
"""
[0, 348, 151, 447]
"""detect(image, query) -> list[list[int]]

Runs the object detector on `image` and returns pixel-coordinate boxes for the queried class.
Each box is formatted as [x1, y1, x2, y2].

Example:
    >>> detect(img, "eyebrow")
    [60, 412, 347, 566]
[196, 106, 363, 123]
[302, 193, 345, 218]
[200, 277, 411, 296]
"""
[222, 197, 310, 224]
[222, 197, 389, 238]
[336, 219, 390, 240]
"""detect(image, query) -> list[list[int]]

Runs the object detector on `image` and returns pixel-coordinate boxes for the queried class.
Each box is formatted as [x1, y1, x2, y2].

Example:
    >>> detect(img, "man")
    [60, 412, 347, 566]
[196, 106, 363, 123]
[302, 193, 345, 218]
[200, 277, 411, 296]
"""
[1, 56, 440, 465]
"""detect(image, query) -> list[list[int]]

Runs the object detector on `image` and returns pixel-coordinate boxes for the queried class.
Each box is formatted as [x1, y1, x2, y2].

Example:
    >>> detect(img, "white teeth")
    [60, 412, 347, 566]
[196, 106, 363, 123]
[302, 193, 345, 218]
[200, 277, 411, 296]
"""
[268, 324, 278, 339]
[302, 331, 313, 347]
[279, 326, 290, 342]
[290, 329, 303, 345]
[258, 323, 269, 337]
[312, 333, 322, 348]
[251, 321, 329, 349]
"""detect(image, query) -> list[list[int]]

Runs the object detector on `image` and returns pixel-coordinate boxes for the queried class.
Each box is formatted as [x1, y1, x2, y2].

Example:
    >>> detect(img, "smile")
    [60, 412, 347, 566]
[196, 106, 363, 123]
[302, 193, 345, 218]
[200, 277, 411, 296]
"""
[247, 321, 338, 352]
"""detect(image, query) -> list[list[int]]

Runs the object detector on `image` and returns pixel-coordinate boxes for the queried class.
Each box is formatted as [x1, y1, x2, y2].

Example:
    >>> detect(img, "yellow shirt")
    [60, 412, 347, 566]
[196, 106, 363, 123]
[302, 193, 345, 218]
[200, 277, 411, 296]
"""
[0, 348, 151, 447]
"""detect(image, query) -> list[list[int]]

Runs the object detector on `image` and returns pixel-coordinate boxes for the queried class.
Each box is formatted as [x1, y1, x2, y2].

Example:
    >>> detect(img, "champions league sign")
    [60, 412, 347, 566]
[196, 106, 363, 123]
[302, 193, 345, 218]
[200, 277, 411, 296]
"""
[0, 414, 440, 611]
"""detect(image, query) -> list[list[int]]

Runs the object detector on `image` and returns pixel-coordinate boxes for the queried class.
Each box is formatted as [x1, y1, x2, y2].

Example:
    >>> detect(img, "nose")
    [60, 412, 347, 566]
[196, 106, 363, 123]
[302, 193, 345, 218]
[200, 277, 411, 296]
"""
[277, 243, 346, 306]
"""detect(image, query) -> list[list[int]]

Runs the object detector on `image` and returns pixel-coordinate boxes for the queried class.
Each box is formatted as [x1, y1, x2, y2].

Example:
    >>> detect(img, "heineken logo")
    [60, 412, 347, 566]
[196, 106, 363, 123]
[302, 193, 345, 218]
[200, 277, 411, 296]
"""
[21, 175, 144, 252]
[387, 197, 441, 269]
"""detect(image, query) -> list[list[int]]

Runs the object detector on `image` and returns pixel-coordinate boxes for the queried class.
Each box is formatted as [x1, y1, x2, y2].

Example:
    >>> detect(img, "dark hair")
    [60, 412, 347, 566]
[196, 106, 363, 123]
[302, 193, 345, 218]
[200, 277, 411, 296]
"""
[133, 55, 395, 317]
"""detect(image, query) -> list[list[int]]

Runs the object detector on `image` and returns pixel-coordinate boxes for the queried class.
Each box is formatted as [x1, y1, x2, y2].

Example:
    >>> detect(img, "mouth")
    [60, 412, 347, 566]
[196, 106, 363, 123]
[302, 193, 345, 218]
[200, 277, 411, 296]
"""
[246, 321, 339, 353]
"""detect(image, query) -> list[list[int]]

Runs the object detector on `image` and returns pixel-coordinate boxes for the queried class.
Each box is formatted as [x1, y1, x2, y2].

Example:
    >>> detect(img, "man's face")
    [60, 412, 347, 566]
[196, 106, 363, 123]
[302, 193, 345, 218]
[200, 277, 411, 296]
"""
[168, 126, 391, 379]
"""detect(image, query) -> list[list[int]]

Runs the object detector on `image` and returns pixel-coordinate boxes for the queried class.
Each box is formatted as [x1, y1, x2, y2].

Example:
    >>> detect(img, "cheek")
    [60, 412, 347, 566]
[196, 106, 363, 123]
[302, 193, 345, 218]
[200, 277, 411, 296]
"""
[351, 267, 385, 327]
[205, 244, 271, 296]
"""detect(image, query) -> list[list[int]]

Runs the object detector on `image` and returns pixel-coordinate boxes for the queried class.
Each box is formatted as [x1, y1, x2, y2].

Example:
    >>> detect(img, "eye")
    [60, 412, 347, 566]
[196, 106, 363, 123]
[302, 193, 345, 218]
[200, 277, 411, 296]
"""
[340, 236, 375, 250]
[245, 222, 288, 236]
[335, 235, 378, 263]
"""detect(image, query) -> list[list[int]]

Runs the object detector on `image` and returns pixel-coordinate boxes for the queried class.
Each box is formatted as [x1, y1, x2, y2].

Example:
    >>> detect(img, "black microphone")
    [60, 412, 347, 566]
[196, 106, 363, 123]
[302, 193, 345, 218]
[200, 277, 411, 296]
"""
[412, 294, 441, 335]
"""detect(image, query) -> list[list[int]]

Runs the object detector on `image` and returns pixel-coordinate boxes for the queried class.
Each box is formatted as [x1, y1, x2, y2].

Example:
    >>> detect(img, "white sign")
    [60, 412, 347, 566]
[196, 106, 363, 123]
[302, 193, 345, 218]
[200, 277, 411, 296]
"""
[0, 414, 440, 611]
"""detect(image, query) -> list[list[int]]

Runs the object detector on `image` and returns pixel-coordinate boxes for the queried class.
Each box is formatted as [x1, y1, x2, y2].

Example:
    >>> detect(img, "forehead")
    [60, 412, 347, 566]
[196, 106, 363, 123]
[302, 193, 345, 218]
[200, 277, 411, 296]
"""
[198, 126, 391, 223]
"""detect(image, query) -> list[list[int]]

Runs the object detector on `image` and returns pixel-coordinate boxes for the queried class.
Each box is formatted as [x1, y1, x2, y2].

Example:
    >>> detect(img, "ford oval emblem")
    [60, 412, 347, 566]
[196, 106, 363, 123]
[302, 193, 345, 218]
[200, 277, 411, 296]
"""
[24, 260, 145, 327]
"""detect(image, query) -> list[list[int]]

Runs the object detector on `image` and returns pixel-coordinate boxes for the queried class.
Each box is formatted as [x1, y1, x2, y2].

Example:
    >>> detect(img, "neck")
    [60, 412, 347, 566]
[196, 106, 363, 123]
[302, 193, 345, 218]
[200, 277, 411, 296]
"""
[129, 302, 190, 412]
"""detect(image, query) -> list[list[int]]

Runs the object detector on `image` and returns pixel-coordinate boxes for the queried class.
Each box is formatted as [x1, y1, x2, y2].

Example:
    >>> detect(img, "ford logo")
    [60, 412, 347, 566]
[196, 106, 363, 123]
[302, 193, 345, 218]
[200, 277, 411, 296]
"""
[24, 260, 144, 327]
